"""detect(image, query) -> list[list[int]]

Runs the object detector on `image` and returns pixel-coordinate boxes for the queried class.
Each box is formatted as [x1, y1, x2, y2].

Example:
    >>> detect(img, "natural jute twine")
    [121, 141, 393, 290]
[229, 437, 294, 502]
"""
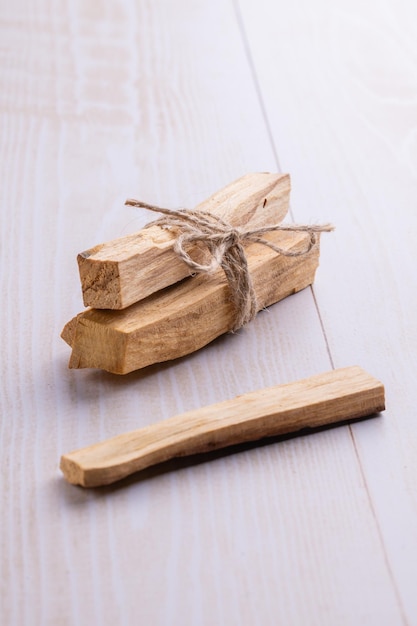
[125, 199, 334, 331]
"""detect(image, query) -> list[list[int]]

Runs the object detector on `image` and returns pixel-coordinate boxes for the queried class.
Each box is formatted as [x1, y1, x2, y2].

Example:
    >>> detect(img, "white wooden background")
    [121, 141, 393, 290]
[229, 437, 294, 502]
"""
[1, 0, 417, 624]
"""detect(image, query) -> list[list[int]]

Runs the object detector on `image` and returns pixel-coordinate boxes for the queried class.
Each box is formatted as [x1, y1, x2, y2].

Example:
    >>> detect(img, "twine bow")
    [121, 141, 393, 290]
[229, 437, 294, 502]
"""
[125, 199, 333, 331]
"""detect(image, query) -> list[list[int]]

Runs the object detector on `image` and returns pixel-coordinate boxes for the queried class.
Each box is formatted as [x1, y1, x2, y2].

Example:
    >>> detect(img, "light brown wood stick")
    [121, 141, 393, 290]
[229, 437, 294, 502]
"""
[78, 172, 291, 309]
[62, 229, 320, 374]
[60, 366, 385, 488]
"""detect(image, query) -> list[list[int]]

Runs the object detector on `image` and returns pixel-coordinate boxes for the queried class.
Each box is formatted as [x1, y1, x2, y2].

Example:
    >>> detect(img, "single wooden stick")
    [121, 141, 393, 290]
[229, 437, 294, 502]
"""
[60, 366, 385, 488]
[62, 229, 320, 374]
[78, 172, 291, 309]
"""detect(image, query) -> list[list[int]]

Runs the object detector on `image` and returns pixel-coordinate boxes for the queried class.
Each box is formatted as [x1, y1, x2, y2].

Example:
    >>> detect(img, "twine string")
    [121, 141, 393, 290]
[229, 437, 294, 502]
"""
[125, 199, 333, 331]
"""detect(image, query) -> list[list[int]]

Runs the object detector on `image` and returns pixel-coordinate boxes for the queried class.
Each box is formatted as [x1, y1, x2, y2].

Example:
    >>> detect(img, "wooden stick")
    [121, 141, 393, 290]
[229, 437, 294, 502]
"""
[62, 230, 320, 374]
[60, 366, 385, 487]
[78, 172, 291, 309]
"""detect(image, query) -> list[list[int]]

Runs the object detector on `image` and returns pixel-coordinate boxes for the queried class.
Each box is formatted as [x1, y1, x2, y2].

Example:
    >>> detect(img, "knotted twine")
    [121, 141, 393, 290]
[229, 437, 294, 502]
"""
[125, 199, 334, 331]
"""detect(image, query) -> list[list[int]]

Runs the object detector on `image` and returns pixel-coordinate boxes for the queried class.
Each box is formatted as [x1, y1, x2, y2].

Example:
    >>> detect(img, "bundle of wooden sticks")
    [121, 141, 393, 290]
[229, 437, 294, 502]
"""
[61, 172, 330, 374]
[59, 180, 387, 489]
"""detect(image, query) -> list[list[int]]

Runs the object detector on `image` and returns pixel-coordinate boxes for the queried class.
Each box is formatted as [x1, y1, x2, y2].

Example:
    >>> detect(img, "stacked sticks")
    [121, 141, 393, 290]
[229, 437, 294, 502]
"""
[61, 173, 325, 374]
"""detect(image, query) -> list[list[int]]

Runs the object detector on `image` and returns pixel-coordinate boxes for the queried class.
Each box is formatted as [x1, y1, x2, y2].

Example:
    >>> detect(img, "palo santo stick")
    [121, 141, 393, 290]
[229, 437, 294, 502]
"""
[62, 230, 320, 374]
[60, 366, 385, 487]
[78, 172, 291, 310]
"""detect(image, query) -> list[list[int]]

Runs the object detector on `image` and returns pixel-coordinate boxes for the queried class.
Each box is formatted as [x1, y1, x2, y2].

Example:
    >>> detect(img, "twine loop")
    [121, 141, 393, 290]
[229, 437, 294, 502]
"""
[125, 199, 333, 331]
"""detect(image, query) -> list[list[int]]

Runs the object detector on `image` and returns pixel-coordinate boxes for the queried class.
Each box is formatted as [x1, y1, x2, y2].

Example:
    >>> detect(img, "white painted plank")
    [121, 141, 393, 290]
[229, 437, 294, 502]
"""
[238, 0, 417, 622]
[0, 0, 404, 625]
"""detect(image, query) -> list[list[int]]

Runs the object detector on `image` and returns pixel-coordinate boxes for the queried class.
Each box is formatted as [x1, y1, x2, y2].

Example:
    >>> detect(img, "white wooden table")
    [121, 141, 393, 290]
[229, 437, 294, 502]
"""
[1, 1, 417, 624]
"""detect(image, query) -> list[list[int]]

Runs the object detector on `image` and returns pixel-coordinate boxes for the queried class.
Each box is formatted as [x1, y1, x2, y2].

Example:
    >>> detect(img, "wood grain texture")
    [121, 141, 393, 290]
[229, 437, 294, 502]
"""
[78, 172, 291, 309]
[64, 231, 321, 373]
[1, 0, 416, 625]
[238, 0, 417, 622]
[61, 367, 385, 486]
